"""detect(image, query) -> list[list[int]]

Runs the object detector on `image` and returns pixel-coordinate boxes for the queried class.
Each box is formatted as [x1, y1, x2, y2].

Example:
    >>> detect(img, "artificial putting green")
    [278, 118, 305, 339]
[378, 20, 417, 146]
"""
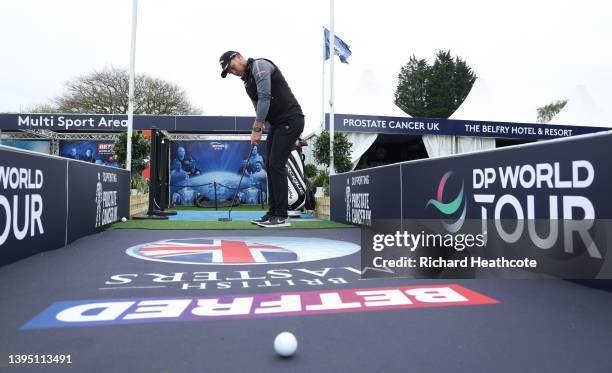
[170, 205, 269, 212]
[108, 219, 353, 230]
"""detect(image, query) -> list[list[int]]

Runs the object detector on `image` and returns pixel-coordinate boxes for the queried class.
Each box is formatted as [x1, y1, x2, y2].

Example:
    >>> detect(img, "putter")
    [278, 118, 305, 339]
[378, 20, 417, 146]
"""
[218, 144, 256, 222]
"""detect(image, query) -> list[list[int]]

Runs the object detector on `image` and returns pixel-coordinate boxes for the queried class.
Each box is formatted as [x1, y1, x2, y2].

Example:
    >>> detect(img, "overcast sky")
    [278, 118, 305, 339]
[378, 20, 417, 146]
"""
[1, 0, 611, 135]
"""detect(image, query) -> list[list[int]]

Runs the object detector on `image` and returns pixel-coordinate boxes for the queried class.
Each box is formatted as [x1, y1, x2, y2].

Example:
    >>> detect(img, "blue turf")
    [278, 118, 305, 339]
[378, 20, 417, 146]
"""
[168, 210, 320, 221]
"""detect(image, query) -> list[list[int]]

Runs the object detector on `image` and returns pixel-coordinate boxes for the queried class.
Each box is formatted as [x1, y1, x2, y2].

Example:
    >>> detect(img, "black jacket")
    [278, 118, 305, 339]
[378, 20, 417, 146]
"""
[242, 58, 303, 125]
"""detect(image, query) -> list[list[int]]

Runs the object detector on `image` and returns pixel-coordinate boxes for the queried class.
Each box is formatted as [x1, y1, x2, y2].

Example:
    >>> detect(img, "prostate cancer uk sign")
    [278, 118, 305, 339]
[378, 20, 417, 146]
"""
[4, 113, 606, 139]
[331, 130, 612, 279]
[329, 113, 608, 140]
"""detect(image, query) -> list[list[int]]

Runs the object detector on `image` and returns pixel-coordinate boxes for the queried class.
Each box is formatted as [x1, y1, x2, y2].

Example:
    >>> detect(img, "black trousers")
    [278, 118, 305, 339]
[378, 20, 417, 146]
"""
[265, 116, 304, 218]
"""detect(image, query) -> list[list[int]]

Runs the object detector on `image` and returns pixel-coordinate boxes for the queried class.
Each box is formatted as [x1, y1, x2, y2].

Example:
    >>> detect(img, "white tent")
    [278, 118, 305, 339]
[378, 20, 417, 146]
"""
[450, 77, 497, 121]
[334, 69, 408, 117]
[320, 68, 410, 168]
[550, 85, 611, 128]
[423, 77, 496, 157]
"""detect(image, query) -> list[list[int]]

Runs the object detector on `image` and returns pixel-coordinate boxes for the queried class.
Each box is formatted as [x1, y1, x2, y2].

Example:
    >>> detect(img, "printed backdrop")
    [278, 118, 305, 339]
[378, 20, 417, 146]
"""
[59, 140, 119, 167]
[170, 141, 267, 206]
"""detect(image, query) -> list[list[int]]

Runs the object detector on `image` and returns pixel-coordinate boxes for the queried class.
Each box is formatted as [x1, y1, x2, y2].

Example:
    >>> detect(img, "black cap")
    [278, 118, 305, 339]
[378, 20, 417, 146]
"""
[219, 51, 239, 78]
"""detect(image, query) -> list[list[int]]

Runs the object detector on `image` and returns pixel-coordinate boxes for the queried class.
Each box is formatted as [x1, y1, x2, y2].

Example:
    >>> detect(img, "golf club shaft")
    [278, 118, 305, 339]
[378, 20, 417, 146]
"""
[227, 144, 256, 220]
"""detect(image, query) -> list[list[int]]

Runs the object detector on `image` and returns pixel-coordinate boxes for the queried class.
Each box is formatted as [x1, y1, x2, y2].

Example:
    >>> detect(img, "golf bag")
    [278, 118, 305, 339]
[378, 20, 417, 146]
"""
[286, 145, 316, 212]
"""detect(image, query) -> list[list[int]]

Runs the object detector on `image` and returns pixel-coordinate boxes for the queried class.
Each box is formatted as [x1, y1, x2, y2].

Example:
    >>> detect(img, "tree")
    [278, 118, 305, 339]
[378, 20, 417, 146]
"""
[452, 58, 476, 112]
[313, 130, 353, 173]
[395, 56, 429, 116]
[24, 103, 61, 113]
[537, 100, 568, 123]
[114, 130, 150, 174]
[46, 66, 201, 114]
[395, 50, 476, 119]
[427, 51, 456, 118]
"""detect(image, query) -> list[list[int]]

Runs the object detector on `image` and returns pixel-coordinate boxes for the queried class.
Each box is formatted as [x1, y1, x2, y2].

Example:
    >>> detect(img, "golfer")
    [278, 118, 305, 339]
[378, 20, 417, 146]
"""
[220, 51, 304, 227]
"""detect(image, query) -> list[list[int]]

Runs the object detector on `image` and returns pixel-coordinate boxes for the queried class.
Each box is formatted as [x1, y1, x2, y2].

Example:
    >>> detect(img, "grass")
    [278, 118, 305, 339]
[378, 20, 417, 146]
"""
[170, 205, 269, 212]
[108, 219, 354, 230]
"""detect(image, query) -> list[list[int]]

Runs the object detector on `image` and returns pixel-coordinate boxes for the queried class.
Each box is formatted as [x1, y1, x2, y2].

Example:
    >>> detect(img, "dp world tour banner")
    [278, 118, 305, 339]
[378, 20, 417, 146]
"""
[330, 131, 612, 279]
[326, 114, 609, 140]
[0, 146, 67, 266]
[59, 140, 119, 167]
[170, 141, 267, 206]
[0, 145, 129, 266]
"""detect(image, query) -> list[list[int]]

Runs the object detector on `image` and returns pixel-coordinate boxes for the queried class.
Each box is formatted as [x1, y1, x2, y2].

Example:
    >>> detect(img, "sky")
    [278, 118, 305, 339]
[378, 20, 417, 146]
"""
[1, 0, 611, 135]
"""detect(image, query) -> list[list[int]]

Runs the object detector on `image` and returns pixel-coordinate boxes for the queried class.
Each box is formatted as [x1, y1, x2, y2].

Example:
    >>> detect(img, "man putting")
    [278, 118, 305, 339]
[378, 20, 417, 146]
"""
[220, 51, 304, 227]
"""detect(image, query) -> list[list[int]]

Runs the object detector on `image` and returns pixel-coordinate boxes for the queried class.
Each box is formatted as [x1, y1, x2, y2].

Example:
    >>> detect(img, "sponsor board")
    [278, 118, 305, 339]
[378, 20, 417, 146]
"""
[399, 135, 611, 278]
[22, 284, 499, 329]
[331, 165, 401, 229]
[0, 147, 67, 265]
[67, 162, 129, 243]
[0, 145, 130, 265]
[327, 113, 607, 140]
[331, 132, 612, 278]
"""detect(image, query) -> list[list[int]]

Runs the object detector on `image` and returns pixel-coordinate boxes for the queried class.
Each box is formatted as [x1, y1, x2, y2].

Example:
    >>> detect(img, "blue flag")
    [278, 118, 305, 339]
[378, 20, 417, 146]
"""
[324, 27, 352, 63]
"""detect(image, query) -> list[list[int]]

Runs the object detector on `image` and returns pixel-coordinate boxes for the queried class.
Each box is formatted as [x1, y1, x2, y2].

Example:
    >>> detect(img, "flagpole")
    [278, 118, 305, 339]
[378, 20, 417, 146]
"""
[126, 0, 138, 172]
[329, 0, 335, 175]
[322, 26, 326, 133]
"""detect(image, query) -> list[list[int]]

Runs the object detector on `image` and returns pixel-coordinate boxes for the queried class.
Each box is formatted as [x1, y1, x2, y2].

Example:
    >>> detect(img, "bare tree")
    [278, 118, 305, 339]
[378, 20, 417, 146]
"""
[23, 103, 61, 113]
[48, 66, 201, 114]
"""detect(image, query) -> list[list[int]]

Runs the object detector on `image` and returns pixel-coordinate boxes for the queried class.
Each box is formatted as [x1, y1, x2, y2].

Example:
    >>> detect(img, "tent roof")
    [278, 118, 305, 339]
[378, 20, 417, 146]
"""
[328, 68, 409, 117]
[549, 85, 611, 128]
[450, 77, 535, 123]
[450, 78, 496, 121]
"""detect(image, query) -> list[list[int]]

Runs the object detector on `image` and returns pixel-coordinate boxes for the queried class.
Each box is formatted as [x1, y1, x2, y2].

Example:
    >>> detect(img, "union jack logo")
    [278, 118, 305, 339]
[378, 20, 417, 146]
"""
[133, 239, 297, 264]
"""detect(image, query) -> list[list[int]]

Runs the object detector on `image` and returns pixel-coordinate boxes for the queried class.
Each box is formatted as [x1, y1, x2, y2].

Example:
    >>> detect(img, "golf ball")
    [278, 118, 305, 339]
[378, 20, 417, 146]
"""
[274, 332, 298, 357]
[121, 217, 127, 222]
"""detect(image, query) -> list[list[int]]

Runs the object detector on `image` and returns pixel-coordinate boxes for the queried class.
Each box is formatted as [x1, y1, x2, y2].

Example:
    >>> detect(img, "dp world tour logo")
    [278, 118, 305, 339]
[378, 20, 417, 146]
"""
[126, 237, 360, 265]
[426, 171, 467, 233]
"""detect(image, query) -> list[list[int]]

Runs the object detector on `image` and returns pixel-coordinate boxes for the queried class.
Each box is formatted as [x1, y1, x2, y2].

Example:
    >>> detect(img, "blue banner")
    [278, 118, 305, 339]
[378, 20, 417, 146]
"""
[59, 140, 119, 167]
[169, 141, 267, 206]
[0, 114, 255, 133]
[0, 140, 50, 154]
[327, 114, 608, 140]
[3, 113, 606, 139]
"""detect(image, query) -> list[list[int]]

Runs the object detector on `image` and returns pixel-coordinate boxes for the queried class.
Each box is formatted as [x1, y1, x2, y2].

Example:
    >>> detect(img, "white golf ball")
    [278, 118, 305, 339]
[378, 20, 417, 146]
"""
[274, 331, 298, 357]
[121, 217, 127, 222]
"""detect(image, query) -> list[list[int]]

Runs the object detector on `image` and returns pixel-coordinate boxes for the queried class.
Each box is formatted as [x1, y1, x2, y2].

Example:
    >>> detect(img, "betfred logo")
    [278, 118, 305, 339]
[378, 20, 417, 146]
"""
[126, 237, 360, 265]
[22, 284, 499, 329]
